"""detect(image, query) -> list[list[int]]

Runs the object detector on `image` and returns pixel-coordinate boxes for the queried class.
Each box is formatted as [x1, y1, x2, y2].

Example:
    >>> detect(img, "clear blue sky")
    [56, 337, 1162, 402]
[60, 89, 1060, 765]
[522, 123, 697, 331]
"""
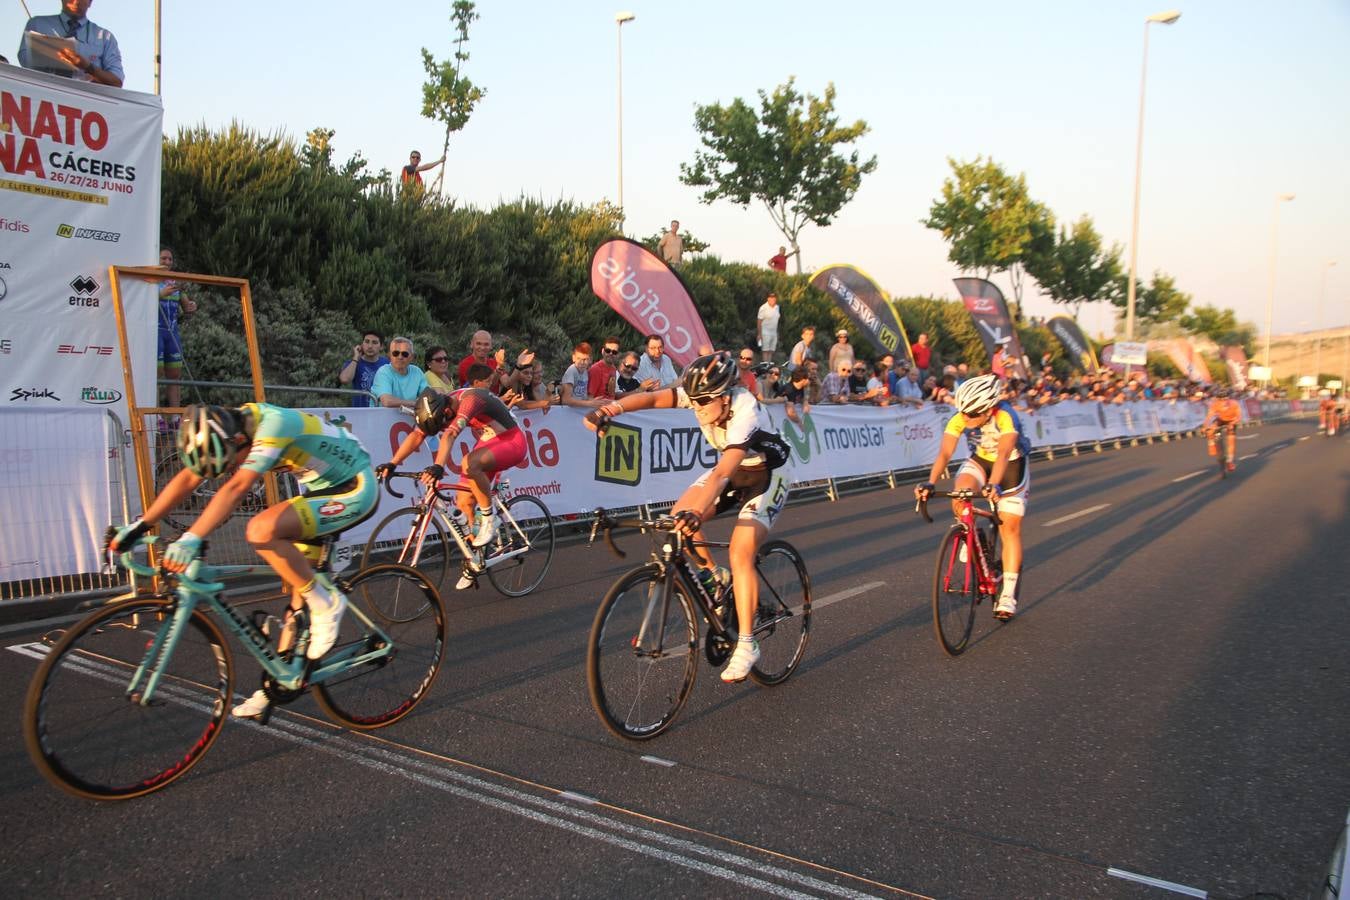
[9, 0, 1348, 339]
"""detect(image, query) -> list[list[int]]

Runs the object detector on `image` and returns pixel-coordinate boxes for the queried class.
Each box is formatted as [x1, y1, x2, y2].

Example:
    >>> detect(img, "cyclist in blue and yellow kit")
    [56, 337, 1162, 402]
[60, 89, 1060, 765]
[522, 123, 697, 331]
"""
[107, 403, 378, 717]
[915, 374, 1031, 620]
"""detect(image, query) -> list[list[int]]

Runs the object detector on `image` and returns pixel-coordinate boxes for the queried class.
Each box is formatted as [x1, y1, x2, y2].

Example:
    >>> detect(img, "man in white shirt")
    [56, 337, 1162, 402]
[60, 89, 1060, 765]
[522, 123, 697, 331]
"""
[756, 292, 781, 363]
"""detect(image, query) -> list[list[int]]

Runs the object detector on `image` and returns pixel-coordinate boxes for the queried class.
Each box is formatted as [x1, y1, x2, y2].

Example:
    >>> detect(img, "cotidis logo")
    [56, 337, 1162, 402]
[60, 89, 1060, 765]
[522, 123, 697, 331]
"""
[595, 421, 641, 487]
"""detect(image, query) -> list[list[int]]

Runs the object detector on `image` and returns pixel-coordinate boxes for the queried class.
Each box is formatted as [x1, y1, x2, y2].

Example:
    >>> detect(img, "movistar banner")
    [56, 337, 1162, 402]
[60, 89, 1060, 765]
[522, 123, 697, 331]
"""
[1047, 315, 1099, 373]
[952, 278, 1029, 379]
[809, 264, 913, 361]
[590, 238, 711, 368]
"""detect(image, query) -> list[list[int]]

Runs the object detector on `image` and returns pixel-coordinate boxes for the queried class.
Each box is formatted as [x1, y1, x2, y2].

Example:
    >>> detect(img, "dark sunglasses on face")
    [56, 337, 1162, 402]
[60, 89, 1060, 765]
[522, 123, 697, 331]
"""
[430, 356, 448, 362]
[691, 394, 723, 407]
[739, 356, 754, 362]
[391, 350, 411, 358]
[621, 365, 636, 372]
[603, 347, 619, 355]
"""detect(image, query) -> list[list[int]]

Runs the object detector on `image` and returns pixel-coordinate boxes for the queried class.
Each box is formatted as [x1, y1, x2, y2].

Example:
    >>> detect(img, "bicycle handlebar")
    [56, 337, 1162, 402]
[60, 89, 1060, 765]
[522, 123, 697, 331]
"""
[589, 508, 680, 560]
[380, 470, 459, 504]
[107, 535, 226, 595]
[914, 489, 1002, 527]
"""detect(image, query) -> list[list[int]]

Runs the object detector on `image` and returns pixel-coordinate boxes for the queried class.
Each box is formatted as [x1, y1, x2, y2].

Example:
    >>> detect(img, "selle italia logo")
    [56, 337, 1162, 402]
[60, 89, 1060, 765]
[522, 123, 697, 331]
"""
[595, 421, 642, 486]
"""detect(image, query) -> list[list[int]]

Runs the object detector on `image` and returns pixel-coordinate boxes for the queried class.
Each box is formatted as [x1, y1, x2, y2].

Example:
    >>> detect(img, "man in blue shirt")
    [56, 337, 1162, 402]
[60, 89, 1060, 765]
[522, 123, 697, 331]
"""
[18, 1, 124, 87]
[338, 331, 388, 408]
[370, 336, 428, 408]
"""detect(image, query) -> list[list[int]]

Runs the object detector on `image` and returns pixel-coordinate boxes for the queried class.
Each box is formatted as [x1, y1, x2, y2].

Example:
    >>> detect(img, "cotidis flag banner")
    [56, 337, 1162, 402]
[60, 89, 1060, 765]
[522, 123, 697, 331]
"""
[952, 277, 1029, 379]
[808, 264, 913, 362]
[590, 238, 711, 368]
[1164, 339, 1213, 383]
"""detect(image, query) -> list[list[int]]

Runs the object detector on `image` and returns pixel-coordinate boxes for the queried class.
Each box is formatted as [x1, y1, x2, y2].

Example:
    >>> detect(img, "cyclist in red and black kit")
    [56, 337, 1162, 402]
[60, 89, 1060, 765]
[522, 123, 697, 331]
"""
[377, 387, 526, 556]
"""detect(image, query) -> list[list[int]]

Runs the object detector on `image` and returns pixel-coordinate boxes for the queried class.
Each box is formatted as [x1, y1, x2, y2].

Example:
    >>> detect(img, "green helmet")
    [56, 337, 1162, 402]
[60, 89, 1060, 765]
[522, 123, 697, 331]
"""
[178, 405, 245, 478]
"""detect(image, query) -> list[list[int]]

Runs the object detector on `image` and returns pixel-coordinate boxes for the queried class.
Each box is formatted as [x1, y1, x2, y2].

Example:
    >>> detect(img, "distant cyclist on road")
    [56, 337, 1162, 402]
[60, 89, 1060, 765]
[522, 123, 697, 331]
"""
[1318, 389, 1339, 436]
[376, 381, 527, 589]
[583, 351, 792, 683]
[915, 374, 1030, 620]
[107, 403, 377, 718]
[1205, 388, 1243, 471]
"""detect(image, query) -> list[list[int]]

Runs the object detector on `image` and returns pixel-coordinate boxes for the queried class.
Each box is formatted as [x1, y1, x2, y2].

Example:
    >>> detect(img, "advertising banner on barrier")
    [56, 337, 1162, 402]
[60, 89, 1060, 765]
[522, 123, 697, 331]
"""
[590, 238, 710, 367]
[952, 278, 1029, 379]
[0, 408, 111, 580]
[808, 264, 913, 362]
[0, 68, 162, 429]
[1047, 316, 1099, 373]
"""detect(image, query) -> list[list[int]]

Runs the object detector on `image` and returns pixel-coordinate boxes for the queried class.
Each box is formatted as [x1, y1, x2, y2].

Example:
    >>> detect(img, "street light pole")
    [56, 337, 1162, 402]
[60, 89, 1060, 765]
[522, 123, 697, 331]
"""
[1262, 193, 1296, 379]
[154, 0, 162, 95]
[1315, 260, 1336, 385]
[1124, 10, 1181, 342]
[615, 12, 635, 227]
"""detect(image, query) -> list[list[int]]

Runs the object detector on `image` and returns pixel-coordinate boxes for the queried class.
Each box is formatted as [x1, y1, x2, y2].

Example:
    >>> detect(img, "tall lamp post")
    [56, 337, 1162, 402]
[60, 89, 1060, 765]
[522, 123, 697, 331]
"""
[1262, 192, 1296, 380]
[1124, 9, 1181, 342]
[1314, 260, 1336, 385]
[615, 11, 636, 226]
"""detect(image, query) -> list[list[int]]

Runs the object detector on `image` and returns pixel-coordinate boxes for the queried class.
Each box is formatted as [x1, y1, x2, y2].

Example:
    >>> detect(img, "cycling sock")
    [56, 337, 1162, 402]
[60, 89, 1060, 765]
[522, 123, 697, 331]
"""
[300, 580, 336, 612]
[1001, 572, 1019, 599]
[737, 634, 754, 644]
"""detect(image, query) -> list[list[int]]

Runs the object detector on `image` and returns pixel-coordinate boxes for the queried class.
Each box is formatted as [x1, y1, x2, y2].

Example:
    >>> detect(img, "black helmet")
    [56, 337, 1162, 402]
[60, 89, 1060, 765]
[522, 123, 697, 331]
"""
[681, 351, 739, 402]
[413, 389, 452, 435]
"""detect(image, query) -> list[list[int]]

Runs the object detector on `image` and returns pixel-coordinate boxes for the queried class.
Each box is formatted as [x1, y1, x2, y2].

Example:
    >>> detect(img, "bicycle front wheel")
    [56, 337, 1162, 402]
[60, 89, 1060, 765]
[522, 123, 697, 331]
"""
[749, 540, 812, 686]
[587, 565, 698, 740]
[932, 525, 978, 656]
[486, 494, 555, 597]
[314, 564, 447, 730]
[23, 598, 234, 800]
[361, 507, 451, 594]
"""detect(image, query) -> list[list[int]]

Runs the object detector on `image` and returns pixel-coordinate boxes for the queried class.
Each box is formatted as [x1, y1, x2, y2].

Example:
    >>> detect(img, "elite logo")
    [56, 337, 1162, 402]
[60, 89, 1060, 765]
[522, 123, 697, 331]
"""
[594, 421, 642, 487]
[60, 344, 115, 355]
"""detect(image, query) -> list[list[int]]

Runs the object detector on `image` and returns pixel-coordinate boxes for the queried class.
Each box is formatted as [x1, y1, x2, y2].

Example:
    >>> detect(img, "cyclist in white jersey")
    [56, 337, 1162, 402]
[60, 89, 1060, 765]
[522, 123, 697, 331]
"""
[585, 352, 791, 682]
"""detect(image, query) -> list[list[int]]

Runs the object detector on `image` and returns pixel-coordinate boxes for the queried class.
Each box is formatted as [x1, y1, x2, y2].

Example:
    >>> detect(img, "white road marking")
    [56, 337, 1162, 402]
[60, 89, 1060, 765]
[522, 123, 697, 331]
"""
[641, 755, 677, 768]
[1107, 867, 1207, 897]
[1239, 453, 1258, 461]
[1237, 433, 1258, 440]
[1041, 504, 1111, 527]
[6, 642, 49, 660]
[13, 644, 886, 899]
[1299, 435, 1312, 441]
[811, 581, 886, 613]
[1171, 470, 1208, 483]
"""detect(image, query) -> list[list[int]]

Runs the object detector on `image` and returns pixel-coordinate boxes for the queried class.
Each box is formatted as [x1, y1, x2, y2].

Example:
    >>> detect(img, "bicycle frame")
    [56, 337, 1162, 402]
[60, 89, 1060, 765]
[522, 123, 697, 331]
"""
[382, 473, 535, 572]
[919, 490, 1001, 598]
[119, 550, 396, 703]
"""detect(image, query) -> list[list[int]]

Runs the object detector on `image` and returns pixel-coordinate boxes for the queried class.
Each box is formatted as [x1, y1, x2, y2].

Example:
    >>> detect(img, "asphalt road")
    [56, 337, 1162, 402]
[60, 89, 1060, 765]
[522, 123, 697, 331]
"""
[2, 420, 1346, 899]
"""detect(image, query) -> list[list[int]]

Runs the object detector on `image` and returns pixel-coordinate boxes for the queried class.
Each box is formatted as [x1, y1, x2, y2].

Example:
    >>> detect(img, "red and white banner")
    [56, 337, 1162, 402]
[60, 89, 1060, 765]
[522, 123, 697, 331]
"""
[590, 238, 711, 367]
[0, 68, 162, 427]
[1162, 339, 1214, 383]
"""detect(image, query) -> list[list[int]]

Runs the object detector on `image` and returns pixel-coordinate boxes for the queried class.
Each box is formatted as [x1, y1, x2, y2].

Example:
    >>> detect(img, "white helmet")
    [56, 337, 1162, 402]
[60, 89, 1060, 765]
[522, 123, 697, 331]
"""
[954, 373, 1002, 415]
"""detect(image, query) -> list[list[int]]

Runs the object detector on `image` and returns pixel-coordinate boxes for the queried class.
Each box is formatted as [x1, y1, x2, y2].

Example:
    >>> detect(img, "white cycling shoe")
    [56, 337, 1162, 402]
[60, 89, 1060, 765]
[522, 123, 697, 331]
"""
[472, 513, 499, 548]
[306, 589, 347, 659]
[993, 595, 1017, 621]
[720, 640, 760, 683]
[232, 689, 270, 719]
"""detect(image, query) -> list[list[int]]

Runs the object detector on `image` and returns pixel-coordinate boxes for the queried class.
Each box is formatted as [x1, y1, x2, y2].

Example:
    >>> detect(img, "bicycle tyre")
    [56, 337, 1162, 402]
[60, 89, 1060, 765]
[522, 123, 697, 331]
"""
[587, 564, 698, 741]
[486, 494, 555, 597]
[314, 564, 447, 730]
[932, 525, 978, 656]
[749, 539, 812, 686]
[361, 506, 451, 595]
[23, 598, 234, 800]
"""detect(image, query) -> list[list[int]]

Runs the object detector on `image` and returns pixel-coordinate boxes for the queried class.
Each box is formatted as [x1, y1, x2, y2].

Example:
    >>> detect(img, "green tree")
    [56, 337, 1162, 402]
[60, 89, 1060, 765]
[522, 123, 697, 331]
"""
[679, 78, 877, 274]
[923, 156, 1054, 311]
[1180, 304, 1257, 354]
[1112, 270, 1190, 327]
[1026, 215, 1124, 321]
[420, 1, 486, 194]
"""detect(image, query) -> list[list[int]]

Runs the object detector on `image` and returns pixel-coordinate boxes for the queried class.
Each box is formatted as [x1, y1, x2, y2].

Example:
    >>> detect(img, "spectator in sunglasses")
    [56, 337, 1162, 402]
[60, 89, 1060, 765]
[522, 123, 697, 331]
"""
[424, 346, 454, 394]
[736, 348, 759, 395]
[615, 352, 645, 398]
[371, 336, 429, 408]
[587, 336, 623, 400]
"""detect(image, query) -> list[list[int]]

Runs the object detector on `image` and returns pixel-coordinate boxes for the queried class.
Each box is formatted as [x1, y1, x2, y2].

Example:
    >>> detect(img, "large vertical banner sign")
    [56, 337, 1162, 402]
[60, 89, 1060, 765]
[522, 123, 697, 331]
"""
[590, 238, 711, 367]
[1047, 315, 1099, 373]
[0, 68, 162, 426]
[808, 264, 913, 361]
[1163, 339, 1213, 383]
[952, 278, 1029, 379]
[1219, 346, 1249, 390]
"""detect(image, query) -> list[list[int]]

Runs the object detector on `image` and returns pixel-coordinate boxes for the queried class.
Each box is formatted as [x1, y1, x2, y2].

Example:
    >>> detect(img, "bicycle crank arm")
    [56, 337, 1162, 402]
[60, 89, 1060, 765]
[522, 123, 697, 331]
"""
[480, 545, 530, 569]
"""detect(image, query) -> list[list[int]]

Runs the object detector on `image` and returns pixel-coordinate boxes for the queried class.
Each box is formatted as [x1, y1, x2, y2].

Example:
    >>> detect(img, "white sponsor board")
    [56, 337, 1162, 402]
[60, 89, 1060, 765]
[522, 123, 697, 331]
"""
[1113, 341, 1148, 366]
[0, 408, 111, 579]
[0, 68, 161, 429]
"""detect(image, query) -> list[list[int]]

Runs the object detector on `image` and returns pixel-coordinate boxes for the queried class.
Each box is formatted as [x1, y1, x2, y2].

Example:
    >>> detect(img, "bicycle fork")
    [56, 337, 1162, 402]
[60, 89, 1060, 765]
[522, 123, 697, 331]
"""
[128, 597, 198, 705]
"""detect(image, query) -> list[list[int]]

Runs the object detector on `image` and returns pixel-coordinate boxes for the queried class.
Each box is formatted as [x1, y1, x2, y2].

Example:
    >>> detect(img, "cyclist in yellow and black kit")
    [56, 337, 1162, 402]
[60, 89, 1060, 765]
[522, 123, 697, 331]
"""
[915, 374, 1030, 620]
[107, 403, 378, 718]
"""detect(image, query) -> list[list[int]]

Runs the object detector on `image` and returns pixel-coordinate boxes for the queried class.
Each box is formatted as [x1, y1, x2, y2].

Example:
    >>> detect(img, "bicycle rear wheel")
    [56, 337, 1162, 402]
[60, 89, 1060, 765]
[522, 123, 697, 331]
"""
[23, 598, 233, 800]
[587, 565, 698, 740]
[361, 507, 451, 594]
[932, 525, 978, 656]
[314, 564, 447, 730]
[486, 494, 555, 597]
[749, 540, 811, 686]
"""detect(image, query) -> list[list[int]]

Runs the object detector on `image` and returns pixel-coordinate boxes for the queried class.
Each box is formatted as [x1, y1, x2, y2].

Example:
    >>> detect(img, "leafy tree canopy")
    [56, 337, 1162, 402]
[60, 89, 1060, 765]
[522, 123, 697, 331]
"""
[420, 1, 486, 193]
[1026, 215, 1123, 321]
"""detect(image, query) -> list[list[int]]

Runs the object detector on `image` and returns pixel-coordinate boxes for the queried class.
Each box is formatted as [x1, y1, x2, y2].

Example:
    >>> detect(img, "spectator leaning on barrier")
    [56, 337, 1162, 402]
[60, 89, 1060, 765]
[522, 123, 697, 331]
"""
[636, 333, 679, 390]
[757, 364, 785, 404]
[457, 330, 505, 389]
[788, 326, 816, 374]
[19, 0, 124, 87]
[559, 342, 605, 409]
[615, 352, 645, 398]
[339, 331, 388, 408]
[847, 360, 870, 400]
[805, 358, 823, 405]
[371, 336, 428, 408]
[783, 368, 812, 423]
[822, 361, 851, 404]
[863, 362, 891, 405]
[588, 336, 622, 401]
[757, 293, 781, 363]
[423, 346, 454, 394]
[896, 366, 925, 408]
